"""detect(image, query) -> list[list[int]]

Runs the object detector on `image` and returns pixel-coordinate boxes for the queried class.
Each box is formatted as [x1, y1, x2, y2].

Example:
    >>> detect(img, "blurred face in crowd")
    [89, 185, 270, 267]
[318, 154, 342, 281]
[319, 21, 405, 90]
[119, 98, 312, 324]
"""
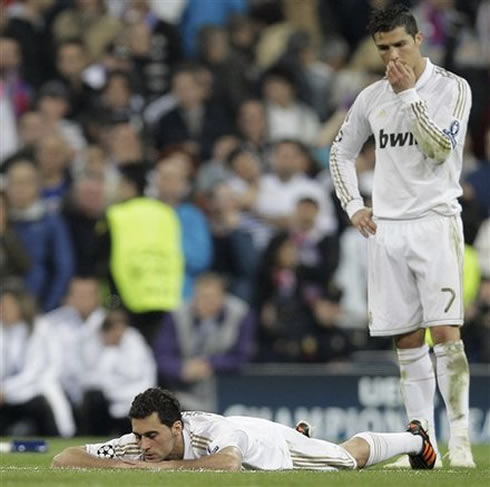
[211, 182, 238, 215]
[66, 278, 100, 319]
[212, 135, 240, 162]
[230, 151, 261, 183]
[0, 293, 21, 325]
[6, 161, 40, 210]
[35, 133, 71, 178]
[238, 100, 266, 142]
[73, 175, 106, 217]
[277, 239, 297, 269]
[57, 43, 87, 80]
[201, 28, 229, 64]
[76, 0, 102, 13]
[263, 76, 295, 107]
[172, 71, 204, 109]
[156, 158, 189, 206]
[38, 95, 70, 121]
[295, 199, 319, 231]
[272, 142, 303, 180]
[193, 278, 225, 320]
[19, 111, 47, 146]
[103, 74, 132, 109]
[0, 37, 20, 74]
[109, 123, 143, 163]
[83, 145, 107, 176]
[128, 21, 151, 56]
[102, 310, 128, 346]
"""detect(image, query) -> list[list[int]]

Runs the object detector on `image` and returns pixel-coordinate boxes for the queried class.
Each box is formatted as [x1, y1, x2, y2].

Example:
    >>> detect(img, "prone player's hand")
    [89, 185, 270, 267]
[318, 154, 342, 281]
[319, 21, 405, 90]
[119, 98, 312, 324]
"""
[351, 208, 377, 238]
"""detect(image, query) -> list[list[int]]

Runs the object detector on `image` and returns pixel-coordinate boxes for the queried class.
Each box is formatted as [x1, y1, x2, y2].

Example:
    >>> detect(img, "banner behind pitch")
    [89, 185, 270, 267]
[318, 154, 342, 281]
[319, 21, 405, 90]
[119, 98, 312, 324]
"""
[217, 364, 490, 444]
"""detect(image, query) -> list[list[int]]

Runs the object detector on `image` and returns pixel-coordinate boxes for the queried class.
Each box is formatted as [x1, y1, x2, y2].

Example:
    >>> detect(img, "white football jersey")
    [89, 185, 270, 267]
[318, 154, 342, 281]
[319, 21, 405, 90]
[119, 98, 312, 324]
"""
[330, 58, 471, 220]
[85, 411, 356, 471]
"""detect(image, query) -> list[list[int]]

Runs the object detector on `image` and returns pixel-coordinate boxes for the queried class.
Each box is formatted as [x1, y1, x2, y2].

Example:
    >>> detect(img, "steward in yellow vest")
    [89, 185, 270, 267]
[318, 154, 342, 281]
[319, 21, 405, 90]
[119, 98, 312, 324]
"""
[97, 164, 183, 343]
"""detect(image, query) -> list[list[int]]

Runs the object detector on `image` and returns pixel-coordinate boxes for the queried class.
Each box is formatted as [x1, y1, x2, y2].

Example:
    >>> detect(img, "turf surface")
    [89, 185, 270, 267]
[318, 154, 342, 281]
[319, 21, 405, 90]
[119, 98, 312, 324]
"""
[1, 438, 489, 487]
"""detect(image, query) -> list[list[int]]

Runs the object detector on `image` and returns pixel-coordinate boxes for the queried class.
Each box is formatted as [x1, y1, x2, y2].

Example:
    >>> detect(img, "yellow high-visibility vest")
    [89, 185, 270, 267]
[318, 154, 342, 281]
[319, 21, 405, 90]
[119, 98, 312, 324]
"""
[107, 197, 183, 312]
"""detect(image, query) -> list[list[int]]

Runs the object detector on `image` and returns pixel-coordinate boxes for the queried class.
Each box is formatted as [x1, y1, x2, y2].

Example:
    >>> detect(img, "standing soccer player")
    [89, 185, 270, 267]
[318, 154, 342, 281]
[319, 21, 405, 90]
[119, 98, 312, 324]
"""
[330, 5, 474, 468]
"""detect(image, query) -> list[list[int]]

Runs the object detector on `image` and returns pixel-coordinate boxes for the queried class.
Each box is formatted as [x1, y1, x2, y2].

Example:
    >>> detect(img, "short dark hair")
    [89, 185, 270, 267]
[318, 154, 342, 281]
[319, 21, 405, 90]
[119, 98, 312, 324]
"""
[129, 388, 182, 427]
[367, 4, 418, 38]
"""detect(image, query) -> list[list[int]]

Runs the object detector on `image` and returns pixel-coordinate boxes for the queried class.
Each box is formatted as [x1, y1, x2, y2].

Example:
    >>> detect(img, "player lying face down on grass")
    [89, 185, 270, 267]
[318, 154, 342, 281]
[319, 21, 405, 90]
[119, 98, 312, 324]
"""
[52, 387, 436, 471]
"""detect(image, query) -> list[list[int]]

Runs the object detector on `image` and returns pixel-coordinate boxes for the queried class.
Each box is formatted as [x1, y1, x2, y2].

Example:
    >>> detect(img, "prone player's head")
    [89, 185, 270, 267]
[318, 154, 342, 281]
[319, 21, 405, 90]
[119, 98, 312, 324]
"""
[129, 388, 183, 462]
[368, 4, 423, 69]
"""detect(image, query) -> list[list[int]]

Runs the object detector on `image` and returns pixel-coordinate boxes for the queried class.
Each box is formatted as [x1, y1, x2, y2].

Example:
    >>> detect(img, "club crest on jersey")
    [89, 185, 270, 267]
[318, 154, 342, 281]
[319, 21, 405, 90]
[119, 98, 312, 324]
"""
[443, 120, 459, 148]
[378, 129, 417, 148]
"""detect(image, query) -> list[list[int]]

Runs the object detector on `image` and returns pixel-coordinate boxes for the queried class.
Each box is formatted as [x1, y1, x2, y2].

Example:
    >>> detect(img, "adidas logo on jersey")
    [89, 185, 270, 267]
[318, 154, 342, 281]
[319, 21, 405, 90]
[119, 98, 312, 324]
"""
[379, 129, 417, 148]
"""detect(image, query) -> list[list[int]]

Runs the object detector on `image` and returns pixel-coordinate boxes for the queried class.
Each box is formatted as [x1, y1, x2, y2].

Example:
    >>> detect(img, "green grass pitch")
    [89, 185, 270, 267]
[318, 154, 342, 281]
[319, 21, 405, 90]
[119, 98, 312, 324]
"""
[1, 438, 489, 487]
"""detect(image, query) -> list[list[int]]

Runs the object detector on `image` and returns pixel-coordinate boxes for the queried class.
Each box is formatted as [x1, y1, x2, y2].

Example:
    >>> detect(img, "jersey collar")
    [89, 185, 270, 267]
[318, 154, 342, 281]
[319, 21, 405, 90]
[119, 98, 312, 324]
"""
[415, 58, 433, 90]
[182, 421, 195, 459]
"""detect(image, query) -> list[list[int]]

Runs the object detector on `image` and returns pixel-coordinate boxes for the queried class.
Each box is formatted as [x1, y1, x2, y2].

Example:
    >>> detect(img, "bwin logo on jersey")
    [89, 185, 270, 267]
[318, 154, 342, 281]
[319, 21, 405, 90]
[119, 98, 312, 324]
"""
[379, 129, 417, 148]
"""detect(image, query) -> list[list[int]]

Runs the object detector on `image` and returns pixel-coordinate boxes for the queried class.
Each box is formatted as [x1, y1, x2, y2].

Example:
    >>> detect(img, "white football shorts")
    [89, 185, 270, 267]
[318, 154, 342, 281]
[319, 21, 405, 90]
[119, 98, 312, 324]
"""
[367, 215, 464, 336]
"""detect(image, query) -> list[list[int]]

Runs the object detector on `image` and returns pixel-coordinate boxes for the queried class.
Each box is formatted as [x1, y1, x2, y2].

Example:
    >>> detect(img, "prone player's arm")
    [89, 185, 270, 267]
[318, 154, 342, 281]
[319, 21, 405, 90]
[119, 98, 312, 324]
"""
[127, 446, 243, 471]
[395, 65, 472, 163]
[51, 446, 133, 469]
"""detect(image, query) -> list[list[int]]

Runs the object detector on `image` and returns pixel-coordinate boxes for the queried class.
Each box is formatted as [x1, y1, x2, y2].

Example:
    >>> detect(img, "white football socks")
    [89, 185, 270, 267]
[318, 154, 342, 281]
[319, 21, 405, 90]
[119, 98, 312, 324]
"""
[397, 344, 439, 453]
[354, 431, 422, 467]
[434, 340, 471, 442]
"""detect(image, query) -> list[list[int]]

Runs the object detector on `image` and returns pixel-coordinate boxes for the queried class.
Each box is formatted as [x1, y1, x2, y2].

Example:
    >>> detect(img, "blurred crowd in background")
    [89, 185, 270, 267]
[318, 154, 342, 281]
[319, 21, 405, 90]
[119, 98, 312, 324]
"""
[0, 0, 489, 437]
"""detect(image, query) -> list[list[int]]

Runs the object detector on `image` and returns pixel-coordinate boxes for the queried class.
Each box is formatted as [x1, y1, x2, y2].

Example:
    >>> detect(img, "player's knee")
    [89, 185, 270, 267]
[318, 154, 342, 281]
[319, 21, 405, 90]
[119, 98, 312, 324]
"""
[429, 325, 460, 345]
[340, 436, 370, 469]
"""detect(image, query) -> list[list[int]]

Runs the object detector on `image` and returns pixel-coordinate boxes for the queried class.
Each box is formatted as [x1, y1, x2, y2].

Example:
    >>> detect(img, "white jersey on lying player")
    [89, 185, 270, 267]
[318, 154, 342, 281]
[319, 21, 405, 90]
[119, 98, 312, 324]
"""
[86, 411, 356, 471]
[330, 58, 471, 221]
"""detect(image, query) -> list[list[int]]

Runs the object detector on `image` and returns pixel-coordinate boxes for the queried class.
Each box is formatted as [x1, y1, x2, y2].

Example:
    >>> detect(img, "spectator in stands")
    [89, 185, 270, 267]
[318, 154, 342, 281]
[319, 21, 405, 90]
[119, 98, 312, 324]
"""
[17, 110, 46, 154]
[154, 63, 232, 160]
[80, 307, 156, 435]
[36, 80, 87, 154]
[0, 36, 31, 118]
[98, 70, 144, 131]
[0, 285, 59, 436]
[123, 0, 183, 99]
[255, 199, 345, 363]
[34, 131, 73, 213]
[3, 0, 56, 88]
[39, 276, 105, 414]
[236, 98, 272, 168]
[196, 25, 253, 116]
[226, 147, 271, 252]
[262, 64, 320, 145]
[179, 0, 248, 57]
[96, 163, 183, 344]
[53, 0, 122, 63]
[153, 273, 254, 411]
[195, 134, 239, 196]
[6, 158, 74, 311]
[62, 173, 106, 276]
[0, 190, 30, 287]
[255, 139, 337, 235]
[155, 154, 213, 300]
[0, 37, 24, 162]
[208, 181, 258, 302]
[255, 233, 316, 362]
[54, 39, 96, 120]
[106, 121, 146, 167]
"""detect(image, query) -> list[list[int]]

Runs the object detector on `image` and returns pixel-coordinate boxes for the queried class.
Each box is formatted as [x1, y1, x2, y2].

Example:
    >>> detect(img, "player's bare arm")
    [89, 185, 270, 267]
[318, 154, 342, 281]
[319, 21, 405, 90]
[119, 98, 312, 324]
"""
[51, 446, 134, 469]
[125, 446, 243, 471]
[351, 208, 377, 238]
